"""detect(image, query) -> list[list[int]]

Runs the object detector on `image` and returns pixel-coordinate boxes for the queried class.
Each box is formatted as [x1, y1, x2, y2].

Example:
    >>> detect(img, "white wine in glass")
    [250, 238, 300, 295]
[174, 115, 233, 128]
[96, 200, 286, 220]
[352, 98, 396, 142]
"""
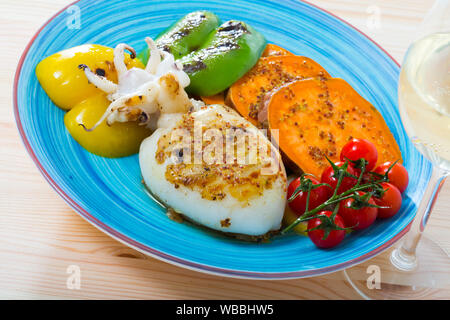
[343, 0, 449, 299]
[399, 32, 450, 171]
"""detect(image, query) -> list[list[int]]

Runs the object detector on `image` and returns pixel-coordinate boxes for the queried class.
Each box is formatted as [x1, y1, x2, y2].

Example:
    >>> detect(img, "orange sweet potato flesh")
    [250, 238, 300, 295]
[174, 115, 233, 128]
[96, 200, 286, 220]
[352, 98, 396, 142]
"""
[227, 55, 330, 126]
[262, 44, 294, 57]
[268, 78, 403, 177]
[202, 44, 292, 106]
[201, 92, 226, 105]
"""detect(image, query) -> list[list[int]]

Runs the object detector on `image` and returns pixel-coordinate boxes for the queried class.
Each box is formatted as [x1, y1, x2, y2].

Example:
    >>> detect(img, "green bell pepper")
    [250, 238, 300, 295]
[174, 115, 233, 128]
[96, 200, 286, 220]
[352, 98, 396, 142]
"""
[138, 11, 220, 62]
[179, 20, 266, 96]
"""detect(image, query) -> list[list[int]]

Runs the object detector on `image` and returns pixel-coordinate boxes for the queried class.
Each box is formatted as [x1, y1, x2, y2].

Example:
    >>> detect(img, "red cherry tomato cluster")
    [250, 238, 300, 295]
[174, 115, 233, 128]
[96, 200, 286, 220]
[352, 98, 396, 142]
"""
[321, 161, 357, 194]
[287, 176, 331, 215]
[286, 138, 409, 249]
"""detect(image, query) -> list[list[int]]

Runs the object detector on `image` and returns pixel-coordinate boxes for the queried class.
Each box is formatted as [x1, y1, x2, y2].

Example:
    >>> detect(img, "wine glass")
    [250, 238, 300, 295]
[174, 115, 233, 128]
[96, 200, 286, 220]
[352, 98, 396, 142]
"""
[343, 0, 450, 299]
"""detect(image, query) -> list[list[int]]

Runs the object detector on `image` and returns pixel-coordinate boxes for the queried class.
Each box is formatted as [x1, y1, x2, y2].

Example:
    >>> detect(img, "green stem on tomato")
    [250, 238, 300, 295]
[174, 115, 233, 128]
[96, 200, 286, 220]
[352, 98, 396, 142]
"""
[281, 162, 387, 234]
[331, 168, 345, 198]
[304, 183, 311, 213]
[355, 162, 366, 187]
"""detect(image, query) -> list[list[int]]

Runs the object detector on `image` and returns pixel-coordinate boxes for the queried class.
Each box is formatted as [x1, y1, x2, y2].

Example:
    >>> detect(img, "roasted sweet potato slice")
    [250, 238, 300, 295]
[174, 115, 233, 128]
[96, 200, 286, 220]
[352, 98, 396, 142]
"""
[201, 91, 226, 105]
[227, 55, 330, 125]
[267, 78, 402, 177]
[262, 44, 293, 57]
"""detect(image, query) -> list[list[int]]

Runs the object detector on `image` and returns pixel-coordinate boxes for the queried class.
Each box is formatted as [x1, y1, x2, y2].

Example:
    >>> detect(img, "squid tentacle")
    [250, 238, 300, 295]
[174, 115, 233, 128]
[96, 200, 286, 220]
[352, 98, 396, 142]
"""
[78, 37, 192, 132]
[156, 51, 190, 88]
[79, 96, 130, 132]
[80, 82, 160, 131]
[78, 64, 118, 94]
[113, 43, 136, 78]
[145, 37, 162, 75]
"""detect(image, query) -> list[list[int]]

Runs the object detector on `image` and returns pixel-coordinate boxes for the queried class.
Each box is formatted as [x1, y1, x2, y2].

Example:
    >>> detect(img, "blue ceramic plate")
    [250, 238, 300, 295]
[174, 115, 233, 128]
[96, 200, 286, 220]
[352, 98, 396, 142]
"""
[14, 0, 431, 279]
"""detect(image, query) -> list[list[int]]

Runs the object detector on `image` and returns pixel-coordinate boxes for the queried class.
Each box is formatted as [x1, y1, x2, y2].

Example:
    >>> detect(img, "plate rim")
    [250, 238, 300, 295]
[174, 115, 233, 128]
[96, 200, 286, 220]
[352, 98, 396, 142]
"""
[13, 0, 413, 279]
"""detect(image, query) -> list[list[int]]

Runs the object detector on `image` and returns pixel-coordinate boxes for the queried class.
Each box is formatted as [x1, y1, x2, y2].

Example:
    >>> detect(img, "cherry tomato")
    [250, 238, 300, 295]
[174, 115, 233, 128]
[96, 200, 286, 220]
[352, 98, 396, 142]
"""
[339, 192, 378, 230]
[287, 176, 331, 217]
[373, 182, 402, 219]
[374, 162, 409, 193]
[340, 138, 378, 171]
[321, 161, 358, 194]
[307, 211, 346, 248]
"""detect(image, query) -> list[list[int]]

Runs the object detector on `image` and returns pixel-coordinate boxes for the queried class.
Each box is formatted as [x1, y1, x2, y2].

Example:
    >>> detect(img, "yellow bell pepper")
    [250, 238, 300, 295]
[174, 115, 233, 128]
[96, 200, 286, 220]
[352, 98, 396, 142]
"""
[64, 94, 151, 158]
[36, 44, 144, 110]
[283, 206, 353, 236]
[283, 206, 308, 236]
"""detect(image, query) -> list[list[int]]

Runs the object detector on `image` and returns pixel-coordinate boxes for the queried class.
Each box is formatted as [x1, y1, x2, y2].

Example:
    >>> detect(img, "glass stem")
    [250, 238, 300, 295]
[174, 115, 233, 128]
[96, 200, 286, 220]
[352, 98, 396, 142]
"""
[391, 165, 448, 271]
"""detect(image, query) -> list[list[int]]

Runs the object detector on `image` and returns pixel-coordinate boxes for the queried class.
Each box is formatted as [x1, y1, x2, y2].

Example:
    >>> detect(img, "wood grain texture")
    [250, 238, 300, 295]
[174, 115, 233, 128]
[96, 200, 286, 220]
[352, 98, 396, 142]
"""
[0, 0, 448, 300]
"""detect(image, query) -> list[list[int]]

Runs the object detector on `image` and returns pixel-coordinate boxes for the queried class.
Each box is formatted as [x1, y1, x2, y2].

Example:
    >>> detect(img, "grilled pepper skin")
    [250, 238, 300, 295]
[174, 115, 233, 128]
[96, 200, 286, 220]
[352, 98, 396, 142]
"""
[36, 44, 143, 110]
[137, 11, 220, 63]
[180, 21, 266, 96]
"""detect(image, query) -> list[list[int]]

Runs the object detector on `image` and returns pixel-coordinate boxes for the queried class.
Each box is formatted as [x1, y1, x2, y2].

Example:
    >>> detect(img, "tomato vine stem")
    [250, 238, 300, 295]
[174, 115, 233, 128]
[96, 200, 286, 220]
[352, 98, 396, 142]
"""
[281, 159, 388, 235]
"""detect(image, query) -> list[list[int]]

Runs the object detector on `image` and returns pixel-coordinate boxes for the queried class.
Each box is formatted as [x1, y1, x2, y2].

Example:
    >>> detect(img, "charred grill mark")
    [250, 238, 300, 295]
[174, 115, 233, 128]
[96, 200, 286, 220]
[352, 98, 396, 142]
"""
[183, 60, 207, 73]
[95, 68, 106, 77]
[218, 21, 248, 34]
[161, 44, 172, 53]
[173, 29, 190, 38]
[216, 41, 239, 50]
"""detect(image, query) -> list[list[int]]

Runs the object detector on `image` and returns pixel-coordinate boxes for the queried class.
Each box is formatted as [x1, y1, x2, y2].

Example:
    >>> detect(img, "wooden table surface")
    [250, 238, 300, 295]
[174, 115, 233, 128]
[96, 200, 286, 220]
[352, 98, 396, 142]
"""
[1, 0, 449, 300]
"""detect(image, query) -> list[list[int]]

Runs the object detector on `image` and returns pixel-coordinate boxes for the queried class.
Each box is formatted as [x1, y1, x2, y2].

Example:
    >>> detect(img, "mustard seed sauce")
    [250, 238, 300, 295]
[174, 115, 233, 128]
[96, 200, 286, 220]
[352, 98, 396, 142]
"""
[156, 107, 286, 206]
[232, 56, 330, 123]
[268, 78, 402, 177]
